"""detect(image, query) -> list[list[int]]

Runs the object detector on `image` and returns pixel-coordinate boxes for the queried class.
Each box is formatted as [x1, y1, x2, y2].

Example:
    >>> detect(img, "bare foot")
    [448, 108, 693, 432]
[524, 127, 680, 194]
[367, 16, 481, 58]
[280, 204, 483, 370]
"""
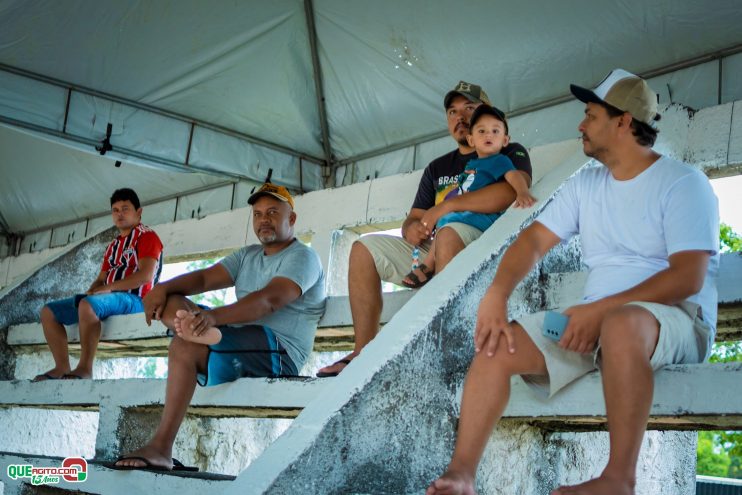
[174, 309, 222, 345]
[32, 368, 70, 381]
[114, 444, 172, 470]
[426, 470, 476, 495]
[316, 352, 357, 377]
[551, 474, 634, 495]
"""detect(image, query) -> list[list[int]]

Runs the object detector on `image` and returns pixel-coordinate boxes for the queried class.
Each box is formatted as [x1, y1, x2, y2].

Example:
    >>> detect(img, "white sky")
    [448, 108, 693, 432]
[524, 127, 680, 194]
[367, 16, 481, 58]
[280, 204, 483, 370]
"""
[711, 175, 742, 233]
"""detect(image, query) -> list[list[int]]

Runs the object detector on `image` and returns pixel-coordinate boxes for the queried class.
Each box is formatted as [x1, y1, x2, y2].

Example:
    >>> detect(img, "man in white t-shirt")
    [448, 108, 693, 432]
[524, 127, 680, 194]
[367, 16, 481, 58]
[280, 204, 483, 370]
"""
[427, 70, 719, 495]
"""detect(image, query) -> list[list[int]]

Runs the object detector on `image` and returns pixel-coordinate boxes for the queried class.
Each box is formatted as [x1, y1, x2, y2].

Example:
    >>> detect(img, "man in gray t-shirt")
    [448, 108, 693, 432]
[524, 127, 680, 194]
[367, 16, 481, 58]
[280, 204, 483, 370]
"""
[113, 183, 326, 472]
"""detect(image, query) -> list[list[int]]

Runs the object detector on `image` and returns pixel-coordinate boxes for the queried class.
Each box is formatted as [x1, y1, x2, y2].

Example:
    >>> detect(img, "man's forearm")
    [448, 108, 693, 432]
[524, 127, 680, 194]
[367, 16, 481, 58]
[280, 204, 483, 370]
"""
[104, 271, 155, 292]
[87, 279, 105, 292]
[490, 232, 544, 298]
[445, 180, 519, 214]
[595, 254, 709, 311]
[209, 288, 288, 326]
[159, 271, 208, 297]
[489, 222, 559, 299]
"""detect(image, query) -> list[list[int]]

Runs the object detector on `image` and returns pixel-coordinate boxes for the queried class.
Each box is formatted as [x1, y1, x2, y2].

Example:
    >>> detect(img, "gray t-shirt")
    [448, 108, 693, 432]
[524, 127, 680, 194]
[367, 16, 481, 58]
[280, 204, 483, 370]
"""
[219, 240, 326, 369]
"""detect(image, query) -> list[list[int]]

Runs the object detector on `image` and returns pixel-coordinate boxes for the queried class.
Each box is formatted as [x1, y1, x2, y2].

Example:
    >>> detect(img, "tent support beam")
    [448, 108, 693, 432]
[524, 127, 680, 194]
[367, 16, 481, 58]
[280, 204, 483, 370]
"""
[336, 42, 742, 167]
[0, 115, 255, 182]
[14, 180, 243, 238]
[0, 62, 324, 166]
[303, 0, 335, 186]
[0, 209, 11, 236]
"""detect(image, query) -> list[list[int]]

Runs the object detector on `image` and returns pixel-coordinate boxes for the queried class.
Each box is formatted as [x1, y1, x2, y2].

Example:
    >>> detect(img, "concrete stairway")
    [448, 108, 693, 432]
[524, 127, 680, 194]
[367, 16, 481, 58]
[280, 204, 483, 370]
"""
[1, 100, 741, 494]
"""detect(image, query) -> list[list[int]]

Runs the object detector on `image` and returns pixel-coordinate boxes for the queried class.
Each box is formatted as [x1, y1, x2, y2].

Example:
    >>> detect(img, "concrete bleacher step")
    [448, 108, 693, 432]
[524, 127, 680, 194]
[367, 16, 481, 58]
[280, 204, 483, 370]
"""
[0, 452, 234, 495]
[1, 362, 738, 494]
[7, 252, 740, 359]
[503, 362, 742, 431]
[0, 376, 328, 417]
[6, 290, 415, 356]
[0, 376, 333, 481]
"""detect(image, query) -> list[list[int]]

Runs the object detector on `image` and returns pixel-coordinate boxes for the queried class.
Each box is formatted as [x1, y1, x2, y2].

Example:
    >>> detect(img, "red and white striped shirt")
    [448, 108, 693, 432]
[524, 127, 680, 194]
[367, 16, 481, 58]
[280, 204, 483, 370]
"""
[101, 224, 163, 298]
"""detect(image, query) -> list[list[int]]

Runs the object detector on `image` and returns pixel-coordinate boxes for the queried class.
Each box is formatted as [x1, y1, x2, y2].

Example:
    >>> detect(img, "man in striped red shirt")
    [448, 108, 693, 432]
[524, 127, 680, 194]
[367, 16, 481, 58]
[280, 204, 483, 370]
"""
[33, 188, 163, 381]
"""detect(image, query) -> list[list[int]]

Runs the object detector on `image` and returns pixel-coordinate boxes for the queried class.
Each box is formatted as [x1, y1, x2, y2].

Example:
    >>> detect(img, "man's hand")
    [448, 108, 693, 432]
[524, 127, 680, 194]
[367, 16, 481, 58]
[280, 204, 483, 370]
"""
[419, 203, 450, 234]
[88, 286, 112, 295]
[143, 284, 168, 326]
[475, 288, 515, 356]
[560, 301, 608, 353]
[174, 309, 216, 338]
[403, 219, 431, 246]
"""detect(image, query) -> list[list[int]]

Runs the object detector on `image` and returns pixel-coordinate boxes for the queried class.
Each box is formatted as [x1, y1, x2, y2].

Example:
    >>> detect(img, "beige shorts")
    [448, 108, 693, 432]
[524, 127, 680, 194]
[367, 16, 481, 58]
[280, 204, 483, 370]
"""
[357, 222, 483, 286]
[518, 301, 712, 398]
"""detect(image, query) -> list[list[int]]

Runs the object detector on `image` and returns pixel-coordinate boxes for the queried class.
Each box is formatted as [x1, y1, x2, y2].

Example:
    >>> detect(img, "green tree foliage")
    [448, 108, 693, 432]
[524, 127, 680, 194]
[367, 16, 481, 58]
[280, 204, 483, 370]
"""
[696, 224, 742, 477]
[185, 258, 229, 307]
[698, 431, 731, 477]
[720, 223, 742, 253]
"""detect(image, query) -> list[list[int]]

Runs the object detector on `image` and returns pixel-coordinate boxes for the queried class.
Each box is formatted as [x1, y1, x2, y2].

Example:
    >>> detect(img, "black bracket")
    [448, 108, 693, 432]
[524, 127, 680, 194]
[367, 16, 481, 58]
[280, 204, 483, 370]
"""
[95, 123, 113, 156]
[250, 168, 274, 194]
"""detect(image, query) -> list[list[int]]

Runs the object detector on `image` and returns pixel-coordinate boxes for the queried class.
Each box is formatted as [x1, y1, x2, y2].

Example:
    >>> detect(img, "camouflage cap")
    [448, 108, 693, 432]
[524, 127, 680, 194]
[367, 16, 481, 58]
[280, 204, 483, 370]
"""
[444, 81, 492, 109]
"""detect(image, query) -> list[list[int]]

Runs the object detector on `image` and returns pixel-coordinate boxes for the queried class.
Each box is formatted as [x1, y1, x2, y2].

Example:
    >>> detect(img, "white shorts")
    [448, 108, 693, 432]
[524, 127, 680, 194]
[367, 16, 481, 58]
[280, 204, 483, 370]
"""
[517, 301, 712, 398]
[358, 222, 483, 286]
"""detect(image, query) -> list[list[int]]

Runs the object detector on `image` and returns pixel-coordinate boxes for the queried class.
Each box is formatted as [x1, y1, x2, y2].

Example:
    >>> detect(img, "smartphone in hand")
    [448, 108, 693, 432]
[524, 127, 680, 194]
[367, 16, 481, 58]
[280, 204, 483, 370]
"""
[542, 311, 569, 342]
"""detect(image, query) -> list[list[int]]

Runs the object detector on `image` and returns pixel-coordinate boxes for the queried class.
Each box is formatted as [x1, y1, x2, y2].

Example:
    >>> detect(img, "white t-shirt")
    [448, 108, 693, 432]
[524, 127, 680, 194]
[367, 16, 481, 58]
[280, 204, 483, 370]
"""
[537, 155, 720, 340]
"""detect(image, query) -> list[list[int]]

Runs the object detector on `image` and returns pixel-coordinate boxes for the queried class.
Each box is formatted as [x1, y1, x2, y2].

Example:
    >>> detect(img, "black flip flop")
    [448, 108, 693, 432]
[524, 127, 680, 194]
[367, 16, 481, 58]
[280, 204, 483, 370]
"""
[316, 358, 352, 378]
[61, 373, 84, 380]
[171, 458, 199, 472]
[105, 456, 198, 472]
[31, 373, 60, 382]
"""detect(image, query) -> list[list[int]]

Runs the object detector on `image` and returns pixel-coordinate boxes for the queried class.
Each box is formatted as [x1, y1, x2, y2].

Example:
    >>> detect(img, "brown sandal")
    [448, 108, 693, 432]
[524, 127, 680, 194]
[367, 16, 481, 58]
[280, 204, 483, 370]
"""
[401, 263, 434, 289]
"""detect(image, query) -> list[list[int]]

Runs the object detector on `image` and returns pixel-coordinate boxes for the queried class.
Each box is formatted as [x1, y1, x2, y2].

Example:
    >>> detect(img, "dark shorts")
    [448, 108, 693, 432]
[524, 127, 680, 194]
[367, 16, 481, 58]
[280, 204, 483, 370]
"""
[197, 324, 299, 387]
[45, 293, 144, 326]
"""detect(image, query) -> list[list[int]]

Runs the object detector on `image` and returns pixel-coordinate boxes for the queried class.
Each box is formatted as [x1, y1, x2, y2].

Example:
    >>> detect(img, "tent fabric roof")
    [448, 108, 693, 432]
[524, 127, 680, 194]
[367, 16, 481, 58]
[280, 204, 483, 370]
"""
[1, 0, 742, 235]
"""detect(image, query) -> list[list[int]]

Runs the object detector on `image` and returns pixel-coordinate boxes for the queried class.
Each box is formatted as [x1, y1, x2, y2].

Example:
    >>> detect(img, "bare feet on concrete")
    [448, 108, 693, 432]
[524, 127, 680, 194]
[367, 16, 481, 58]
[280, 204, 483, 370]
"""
[425, 470, 477, 495]
[174, 309, 222, 346]
[551, 474, 634, 495]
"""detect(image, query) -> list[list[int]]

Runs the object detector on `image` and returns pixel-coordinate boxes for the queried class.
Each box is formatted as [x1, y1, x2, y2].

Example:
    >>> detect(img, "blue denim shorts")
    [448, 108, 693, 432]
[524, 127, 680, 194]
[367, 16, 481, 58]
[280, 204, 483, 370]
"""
[197, 324, 298, 387]
[45, 293, 144, 326]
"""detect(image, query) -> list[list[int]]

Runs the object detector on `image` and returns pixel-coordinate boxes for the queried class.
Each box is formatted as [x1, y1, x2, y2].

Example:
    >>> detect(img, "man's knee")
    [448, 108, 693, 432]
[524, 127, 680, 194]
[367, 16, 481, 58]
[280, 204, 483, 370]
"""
[470, 325, 542, 377]
[40, 305, 57, 323]
[350, 240, 375, 269]
[77, 299, 100, 324]
[433, 227, 464, 261]
[600, 306, 658, 359]
[168, 335, 208, 367]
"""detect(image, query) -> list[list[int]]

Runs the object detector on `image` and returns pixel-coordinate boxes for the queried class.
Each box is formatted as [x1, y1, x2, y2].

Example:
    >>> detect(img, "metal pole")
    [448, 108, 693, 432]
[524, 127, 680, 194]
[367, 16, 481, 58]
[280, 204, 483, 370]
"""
[303, 0, 335, 182]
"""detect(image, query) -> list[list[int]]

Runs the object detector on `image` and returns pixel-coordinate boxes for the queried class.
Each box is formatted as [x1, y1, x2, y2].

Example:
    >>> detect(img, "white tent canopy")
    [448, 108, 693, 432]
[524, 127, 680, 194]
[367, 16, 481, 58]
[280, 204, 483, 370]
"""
[1, 0, 741, 245]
